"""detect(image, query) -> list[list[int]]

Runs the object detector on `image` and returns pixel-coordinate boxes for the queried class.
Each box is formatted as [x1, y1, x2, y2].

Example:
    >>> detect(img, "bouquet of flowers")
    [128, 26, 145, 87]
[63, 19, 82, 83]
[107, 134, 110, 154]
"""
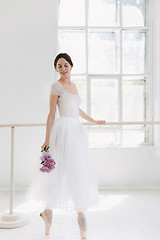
[40, 146, 56, 173]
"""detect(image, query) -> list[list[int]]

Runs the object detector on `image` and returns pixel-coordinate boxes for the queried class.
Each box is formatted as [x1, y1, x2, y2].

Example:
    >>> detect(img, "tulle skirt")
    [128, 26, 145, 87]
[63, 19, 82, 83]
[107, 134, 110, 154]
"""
[25, 116, 99, 212]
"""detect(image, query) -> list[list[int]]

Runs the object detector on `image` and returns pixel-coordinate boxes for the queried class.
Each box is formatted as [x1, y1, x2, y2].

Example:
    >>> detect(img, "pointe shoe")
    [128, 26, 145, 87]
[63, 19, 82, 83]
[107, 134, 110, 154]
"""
[77, 215, 87, 239]
[40, 210, 52, 235]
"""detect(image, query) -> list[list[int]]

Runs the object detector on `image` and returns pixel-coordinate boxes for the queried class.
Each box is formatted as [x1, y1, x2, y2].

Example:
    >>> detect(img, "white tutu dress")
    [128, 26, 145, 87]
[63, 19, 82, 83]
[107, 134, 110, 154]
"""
[26, 80, 99, 212]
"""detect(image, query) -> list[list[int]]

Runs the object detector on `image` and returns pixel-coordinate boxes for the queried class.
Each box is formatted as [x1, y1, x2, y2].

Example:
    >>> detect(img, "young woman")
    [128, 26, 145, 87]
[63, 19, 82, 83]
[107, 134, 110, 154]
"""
[27, 53, 106, 239]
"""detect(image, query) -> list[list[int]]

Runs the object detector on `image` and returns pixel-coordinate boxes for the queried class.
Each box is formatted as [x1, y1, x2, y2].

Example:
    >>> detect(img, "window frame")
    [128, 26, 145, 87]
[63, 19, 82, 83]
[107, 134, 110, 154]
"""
[57, 0, 153, 147]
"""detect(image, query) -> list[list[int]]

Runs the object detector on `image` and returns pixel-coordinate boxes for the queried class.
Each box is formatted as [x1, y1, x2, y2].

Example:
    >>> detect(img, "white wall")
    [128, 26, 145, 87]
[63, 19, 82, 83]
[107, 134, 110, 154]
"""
[0, 0, 58, 189]
[0, 0, 160, 191]
[0, 0, 57, 124]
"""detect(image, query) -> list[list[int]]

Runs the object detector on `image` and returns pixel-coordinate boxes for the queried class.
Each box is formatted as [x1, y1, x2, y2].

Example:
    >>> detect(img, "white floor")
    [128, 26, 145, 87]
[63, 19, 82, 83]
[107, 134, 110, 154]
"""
[0, 190, 160, 240]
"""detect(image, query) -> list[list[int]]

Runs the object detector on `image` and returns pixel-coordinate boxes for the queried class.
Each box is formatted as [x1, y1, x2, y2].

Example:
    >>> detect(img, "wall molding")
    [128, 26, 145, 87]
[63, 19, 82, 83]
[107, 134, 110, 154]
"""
[1, 185, 160, 192]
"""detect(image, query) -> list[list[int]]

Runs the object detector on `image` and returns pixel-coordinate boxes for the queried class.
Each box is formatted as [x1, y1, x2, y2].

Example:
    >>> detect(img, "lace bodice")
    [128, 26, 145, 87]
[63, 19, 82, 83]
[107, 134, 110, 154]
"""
[50, 81, 81, 119]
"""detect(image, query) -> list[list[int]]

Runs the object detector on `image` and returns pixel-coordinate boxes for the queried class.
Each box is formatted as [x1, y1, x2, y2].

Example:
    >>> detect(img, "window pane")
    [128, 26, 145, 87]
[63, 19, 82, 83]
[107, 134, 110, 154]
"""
[88, 130, 118, 148]
[58, 0, 85, 26]
[88, 129, 149, 147]
[71, 76, 87, 113]
[59, 30, 86, 74]
[122, 31, 146, 74]
[91, 78, 118, 121]
[88, 0, 119, 26]
[122, 0, 146, 27]
[123, 77, 146, 121]
[120, 129, 148, 146]
[88, 30, 119, 74]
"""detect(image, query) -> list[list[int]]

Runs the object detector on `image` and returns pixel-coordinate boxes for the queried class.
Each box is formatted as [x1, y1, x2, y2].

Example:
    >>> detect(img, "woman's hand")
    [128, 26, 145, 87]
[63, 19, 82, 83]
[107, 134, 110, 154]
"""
[94, 120, 106, 126]
[41, 140, 49, 151]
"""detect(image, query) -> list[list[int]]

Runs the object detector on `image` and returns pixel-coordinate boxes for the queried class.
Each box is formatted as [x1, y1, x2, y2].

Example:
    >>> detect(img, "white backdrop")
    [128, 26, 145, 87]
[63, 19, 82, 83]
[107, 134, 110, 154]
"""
[0, 0, 160, 190]
[0, 0, 58, 188]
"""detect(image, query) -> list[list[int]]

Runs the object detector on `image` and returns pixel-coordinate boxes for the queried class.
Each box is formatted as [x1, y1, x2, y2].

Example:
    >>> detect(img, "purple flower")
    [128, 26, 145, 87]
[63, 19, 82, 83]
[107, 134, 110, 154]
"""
[40, 147, 56, 173]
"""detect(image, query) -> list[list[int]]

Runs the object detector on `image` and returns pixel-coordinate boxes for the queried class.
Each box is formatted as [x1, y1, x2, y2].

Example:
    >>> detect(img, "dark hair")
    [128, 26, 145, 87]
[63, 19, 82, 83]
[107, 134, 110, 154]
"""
[54, 53, 73, 69]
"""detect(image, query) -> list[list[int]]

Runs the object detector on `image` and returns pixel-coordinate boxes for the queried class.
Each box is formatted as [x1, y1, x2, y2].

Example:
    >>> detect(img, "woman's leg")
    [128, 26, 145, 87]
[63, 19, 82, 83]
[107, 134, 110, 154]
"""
[40, 209, 53, 235]
[44, 209, 53, 224]
[77, 212, 87, 239]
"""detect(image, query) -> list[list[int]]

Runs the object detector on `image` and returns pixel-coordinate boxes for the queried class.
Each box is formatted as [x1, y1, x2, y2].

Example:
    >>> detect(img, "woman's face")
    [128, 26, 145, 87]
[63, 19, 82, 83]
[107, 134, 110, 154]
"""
[56, 58, 72, 78]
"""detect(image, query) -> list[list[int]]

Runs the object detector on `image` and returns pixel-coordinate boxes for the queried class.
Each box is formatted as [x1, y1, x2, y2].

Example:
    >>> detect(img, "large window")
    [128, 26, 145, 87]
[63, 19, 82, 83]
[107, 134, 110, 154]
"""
[58, 0, 152, 147]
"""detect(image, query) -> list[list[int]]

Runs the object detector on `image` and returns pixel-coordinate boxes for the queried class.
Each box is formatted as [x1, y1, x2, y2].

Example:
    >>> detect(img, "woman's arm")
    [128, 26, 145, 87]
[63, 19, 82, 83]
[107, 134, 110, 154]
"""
[79, 107, 106, 125]
[41, 95, 58, 151]
[79, 107, 96, 123]
[45, 95, 58, 142]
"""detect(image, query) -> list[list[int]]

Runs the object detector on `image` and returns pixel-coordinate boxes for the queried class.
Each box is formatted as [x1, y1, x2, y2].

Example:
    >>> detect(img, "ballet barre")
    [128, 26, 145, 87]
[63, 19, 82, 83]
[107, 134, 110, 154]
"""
[0, 121, 160, 228]
[0, 121, 160, 128]
[84, 121, 160, 126]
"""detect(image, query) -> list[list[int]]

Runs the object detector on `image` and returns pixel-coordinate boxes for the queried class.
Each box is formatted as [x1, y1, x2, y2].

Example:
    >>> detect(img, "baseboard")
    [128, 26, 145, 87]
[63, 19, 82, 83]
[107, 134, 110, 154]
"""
[1, 185, 160, 192]
[0, 187, 28, 192]
[98, 185, 160, 191]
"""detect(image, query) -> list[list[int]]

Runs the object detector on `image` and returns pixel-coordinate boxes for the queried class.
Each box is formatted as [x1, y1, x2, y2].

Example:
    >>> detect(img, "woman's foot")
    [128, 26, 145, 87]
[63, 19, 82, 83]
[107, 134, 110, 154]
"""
[40, 209, 52, 235]
[77, 213, 87, 239]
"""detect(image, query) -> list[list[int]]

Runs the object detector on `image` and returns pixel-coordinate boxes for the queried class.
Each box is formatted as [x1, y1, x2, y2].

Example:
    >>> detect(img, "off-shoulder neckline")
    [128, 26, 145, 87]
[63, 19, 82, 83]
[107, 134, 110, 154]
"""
[57, 80, 79, 95]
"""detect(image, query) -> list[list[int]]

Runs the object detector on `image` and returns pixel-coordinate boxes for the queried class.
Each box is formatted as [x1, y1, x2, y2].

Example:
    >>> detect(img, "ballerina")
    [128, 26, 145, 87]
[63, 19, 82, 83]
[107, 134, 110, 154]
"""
[31, 53, 106, 238]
